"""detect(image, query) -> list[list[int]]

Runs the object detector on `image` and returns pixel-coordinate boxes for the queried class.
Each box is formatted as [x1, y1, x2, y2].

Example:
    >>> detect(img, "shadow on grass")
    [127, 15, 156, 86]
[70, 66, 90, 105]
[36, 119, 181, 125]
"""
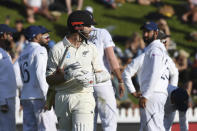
[0, 0, 26, 17]
[103, 14, 145, 25]
[164, 1, 188, 22]
[112, 35, 128, 44]
[52, 23, 69, 38]
[170, 26, 190, 35]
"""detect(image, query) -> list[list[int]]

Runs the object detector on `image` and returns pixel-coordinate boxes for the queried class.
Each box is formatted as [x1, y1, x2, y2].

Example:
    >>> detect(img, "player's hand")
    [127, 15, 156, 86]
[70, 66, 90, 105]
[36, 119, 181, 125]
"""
[118, 82, 125, 98]
[75, 70, 94, 87]
[44, 104, 49, 112]
[0, 105, 9, 113]
[64, 62, 82, 81]
[139, 97, 147, 108]
[132, 92, 142, 98]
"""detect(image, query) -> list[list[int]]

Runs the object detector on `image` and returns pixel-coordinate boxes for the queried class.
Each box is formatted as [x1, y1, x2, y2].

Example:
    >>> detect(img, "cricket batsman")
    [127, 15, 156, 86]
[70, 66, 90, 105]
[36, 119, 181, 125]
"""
[46, 10, 110, 131]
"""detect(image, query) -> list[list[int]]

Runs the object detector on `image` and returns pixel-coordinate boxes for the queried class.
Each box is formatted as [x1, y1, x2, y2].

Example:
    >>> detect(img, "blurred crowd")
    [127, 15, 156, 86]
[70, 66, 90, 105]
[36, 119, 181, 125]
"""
[1, 0, 197, 112]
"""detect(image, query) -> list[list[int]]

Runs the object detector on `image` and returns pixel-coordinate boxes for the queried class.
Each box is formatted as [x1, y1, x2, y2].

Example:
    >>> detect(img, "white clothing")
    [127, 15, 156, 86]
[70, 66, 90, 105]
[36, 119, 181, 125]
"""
[89, 27, 117, 131]
[123, 39, 171, 131]
[0, 48, 17, 105]
[94, 85, 117, 131]
[123, 52, 178, 94]
[27, 0, 42, 7]
[21, 99, 46, 131]
[164, 85, 188, 131]
[89, 27, 115, 86]
[47, 37, 102, 93]
[55, 92, 95, 131]
[18, 42, 48, 100]
[19, 42, 57, 131]
[140, 93, 167, 131]
[42, 109, 58, 131]
[47, 37, 103, 131]
[140, 40, 170, 99]
[13, 60, 23, 89]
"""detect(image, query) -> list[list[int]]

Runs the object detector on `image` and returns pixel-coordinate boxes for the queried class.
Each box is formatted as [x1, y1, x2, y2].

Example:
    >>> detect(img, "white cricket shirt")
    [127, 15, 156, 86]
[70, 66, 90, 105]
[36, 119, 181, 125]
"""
[0, 48, 17, 104]
[47, 37, 102, 93]
[89, 27, 115, 86]
[18, 42, 48, 100]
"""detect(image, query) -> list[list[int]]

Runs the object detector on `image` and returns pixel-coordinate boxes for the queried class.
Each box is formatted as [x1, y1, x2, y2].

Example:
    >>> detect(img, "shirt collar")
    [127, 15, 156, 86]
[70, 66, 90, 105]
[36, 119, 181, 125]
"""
[29, 41, 40, 47]
[63, 36, 87, 48]
[146, 39, 167, 52]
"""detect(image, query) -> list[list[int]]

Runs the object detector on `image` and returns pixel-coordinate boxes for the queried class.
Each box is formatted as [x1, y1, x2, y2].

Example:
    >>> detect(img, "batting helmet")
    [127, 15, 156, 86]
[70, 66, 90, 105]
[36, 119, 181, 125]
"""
[67, 10, 96, 33]
[171, 87, 189, 112]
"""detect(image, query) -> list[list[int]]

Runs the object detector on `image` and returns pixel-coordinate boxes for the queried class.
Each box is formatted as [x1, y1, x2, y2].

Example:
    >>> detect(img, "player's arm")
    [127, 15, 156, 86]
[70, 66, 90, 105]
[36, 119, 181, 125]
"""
[102, 29, 125, 97]
[35, 48, 48, 97]
[91, 45, 111, 83]
[122, 55, 143, 97]
[13, 60, 23, 89]
[46, 48, 65, 86]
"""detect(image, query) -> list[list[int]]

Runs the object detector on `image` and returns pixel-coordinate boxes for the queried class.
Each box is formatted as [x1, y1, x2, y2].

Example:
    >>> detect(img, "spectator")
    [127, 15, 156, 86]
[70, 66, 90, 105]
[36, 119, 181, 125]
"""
[182, 0, 197, 23]
[188, 0, 197, 10]
[123, 32, 145, 60]
[13, 20, 26, 60]
[23, 0, 55, 23]
[0, 24, 16, 61]
[157, 19, 177, 51]
[137, 0, 161, 6]
[174, 49, 193, 103]
[99, 0, 117, 9]
[49, 0, 84, 15]
[65, 0, 84, 15]
[190, 52, 197, 107]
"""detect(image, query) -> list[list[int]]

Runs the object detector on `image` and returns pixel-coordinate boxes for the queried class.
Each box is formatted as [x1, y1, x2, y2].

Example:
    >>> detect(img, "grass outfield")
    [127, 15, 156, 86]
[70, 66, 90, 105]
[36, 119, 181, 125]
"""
[0, 0, 196, 104]
[0, 0, 196, 54]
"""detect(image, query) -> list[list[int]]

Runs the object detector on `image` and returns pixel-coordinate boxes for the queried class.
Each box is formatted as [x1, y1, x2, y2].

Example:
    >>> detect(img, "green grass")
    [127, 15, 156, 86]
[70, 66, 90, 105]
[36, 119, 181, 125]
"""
[0, 0, 196, 54]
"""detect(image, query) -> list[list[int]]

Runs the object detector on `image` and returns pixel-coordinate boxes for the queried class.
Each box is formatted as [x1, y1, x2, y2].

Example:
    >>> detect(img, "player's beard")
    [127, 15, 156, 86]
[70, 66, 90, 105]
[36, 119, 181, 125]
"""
[143, 35, 154, 45]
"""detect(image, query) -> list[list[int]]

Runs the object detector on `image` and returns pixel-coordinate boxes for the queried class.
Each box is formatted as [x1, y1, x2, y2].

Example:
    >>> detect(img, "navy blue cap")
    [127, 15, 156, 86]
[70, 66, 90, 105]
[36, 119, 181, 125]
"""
[24, 26, 42, 41]
[172, 87, 189, 112]
[0, 24, 16, 34]
[140, 21, 158, 31]
[38, 26, 50, 34]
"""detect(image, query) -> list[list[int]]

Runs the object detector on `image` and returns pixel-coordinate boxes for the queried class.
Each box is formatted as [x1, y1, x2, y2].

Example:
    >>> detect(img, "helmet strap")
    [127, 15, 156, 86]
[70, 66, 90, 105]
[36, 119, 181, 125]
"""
[78, 30, 88, 44]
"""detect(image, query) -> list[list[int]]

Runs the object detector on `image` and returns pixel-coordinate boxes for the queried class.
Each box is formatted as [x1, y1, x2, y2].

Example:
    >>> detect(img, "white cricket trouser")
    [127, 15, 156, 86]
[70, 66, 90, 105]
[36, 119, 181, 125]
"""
[21, 99, 46, 131]
[42, 108, 58, 131]
[140, 93, 167, 131]
[0, 97, 16, 131]
[55, 92, 95, 131]
[93, 85, 117, 131]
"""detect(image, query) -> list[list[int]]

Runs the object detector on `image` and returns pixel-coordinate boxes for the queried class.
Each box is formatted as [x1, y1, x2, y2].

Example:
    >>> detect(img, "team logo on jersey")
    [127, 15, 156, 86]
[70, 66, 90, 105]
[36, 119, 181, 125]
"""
[66, 52, 70, 58]
[82, 51, 89, 57]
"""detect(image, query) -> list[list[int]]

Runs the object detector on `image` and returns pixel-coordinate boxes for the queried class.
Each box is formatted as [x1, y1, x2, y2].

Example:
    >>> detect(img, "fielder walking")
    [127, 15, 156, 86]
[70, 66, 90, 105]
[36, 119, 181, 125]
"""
[0, 25, 17, 131]
[124, 22, 170, 131]
[18, 26, 51, 131]
[86, 11, 124, 131]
